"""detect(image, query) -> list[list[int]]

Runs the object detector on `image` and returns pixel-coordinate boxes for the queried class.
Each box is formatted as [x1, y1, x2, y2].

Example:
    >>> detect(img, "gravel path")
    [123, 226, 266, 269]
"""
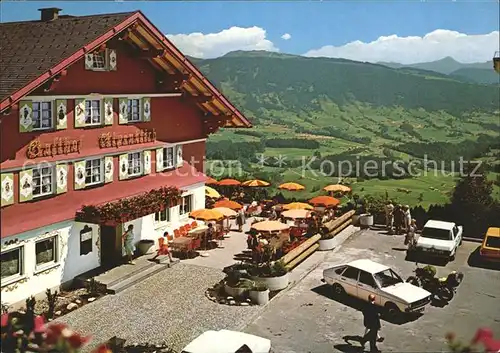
[58, 263, 257, 352]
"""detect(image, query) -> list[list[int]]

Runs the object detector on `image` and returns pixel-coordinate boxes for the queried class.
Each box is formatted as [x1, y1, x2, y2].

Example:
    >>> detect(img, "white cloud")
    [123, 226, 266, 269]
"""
[166, 26, 278, 59]
[281, 33, 292, 40]
[303, 30, 500, 64]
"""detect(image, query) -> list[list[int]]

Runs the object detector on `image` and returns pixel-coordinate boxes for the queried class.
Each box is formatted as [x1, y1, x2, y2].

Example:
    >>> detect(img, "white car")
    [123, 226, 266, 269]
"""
[412, 220, 463, 261]
[181, 330, 271, 353]
[322, 259, 431, 316]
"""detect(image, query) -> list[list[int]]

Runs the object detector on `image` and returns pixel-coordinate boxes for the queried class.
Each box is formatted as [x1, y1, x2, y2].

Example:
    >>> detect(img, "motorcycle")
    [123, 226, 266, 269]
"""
[406, 265, 454, 302]
[438, 270, 464, 295]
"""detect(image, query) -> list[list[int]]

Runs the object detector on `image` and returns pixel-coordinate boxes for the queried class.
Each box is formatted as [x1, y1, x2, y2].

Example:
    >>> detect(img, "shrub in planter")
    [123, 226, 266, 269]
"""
[249, 282, 270, 305]
[224, 278, 255, 298]
[249, 260, 289, 291]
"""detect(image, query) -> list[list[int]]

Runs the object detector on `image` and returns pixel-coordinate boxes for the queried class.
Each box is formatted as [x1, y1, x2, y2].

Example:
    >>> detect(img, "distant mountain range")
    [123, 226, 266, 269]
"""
[378, 56, 498, 85]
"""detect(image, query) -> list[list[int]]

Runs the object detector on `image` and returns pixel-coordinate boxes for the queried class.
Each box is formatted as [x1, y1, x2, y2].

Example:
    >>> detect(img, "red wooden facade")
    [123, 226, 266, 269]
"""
[0, 9, 250, 238]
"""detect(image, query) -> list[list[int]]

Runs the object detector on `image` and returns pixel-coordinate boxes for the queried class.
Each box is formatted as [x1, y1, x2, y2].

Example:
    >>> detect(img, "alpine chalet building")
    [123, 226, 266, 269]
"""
[0, 8, 251, 304]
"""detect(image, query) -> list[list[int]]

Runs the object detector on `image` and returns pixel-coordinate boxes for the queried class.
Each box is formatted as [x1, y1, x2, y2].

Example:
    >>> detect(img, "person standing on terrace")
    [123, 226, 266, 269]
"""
[122, 224, 136, 265]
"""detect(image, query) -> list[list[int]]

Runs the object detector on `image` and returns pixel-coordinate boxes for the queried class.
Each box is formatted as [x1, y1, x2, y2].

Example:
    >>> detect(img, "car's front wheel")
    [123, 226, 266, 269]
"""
[384, 302, 401, 318]
[332, 283, 346, 297]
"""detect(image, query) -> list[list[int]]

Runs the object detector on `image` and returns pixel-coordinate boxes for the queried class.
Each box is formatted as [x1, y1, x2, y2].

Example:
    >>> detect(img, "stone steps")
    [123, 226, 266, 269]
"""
[106, 263, 169, 294]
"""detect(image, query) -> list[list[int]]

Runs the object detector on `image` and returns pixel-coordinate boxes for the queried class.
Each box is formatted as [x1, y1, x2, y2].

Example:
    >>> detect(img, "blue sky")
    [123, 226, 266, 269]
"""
[1, 1, 498, 63]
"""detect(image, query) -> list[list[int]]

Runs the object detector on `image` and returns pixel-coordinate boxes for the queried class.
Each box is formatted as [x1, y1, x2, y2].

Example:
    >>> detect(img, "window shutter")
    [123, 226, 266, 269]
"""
[176, 145, 183, 168]
[74, 161, 86, 190]
[19, 100, 34, 133]
[142, 97, 151, 121]
[119, 154, 129, 180]
[1, 173, 14, 207]
[107, 49, 117, 71]
[104, 156, 114, 183]
[85, 54, 94, 70]
[74, 99, 86, 128]
[143, 151, 151, 175]
[19, 169, 33, 202]
[155, 148, 164, 172]
[56, 163, 68, 194]
[55, 99, 68, 130]
[104, 98, 114, 125]
[118, 98, 129, 124]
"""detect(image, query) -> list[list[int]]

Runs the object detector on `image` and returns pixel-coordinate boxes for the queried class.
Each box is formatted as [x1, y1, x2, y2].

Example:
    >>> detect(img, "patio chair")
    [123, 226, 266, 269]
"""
[173, 229, 181, 238]
[185, 223, 192, 231]
[191, 221, 198, 228]
[180, 226, 188, 237]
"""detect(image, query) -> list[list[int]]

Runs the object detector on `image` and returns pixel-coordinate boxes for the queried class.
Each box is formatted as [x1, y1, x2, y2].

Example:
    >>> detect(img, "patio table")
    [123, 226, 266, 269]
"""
[188, 225, 208, 236]
[170, 237, 192, 252]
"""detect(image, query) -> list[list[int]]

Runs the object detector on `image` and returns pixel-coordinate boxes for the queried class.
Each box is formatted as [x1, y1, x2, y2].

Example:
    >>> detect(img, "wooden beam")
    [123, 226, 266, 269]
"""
[182, 93, 213, 104]
[285, 244, 319, 271]
[137, 49, 166, 59]
[282, 234, 321, 265]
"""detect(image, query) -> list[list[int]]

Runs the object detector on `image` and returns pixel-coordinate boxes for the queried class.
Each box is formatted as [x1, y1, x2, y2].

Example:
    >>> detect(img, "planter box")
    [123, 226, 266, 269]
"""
[249, 289, 270, 305]
[224, 282, 253, 298]
[359, 214, 374, 227]
[253, 273, 289, 291]
[137, 240, 155, 255]
[318, 237, 337, 251]
[352, 214, 361, 226]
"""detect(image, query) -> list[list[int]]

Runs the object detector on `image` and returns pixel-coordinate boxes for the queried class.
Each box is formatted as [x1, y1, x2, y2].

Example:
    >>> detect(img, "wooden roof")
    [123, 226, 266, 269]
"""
[0, 10, 251, 128]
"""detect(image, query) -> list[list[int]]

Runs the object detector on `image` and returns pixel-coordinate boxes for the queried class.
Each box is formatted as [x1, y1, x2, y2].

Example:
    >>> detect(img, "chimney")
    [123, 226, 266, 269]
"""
[38, 8, 62, 22]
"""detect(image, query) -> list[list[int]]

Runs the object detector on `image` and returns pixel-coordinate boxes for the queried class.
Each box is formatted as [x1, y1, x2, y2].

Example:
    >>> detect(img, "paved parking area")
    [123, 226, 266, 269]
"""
[245, 230, 500, 353]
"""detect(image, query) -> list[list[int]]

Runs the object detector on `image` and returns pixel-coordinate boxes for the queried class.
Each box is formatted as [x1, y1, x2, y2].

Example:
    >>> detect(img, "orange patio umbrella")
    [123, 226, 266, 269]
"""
[309, 196, 340, 208]
[206, 177, 219, 185]
[251, 220, 290, 233]
[282, 202, 314, 210]
[323, 184, 351, 193]
[278, 182, 305, 191]
[281, 209, 312, 219]
[217, 178, 241, 186]
[212, 207, 237, 218]
[189, 208, 225, 222]
[213, 199, 243, 210]
[241, 179, 270, 187]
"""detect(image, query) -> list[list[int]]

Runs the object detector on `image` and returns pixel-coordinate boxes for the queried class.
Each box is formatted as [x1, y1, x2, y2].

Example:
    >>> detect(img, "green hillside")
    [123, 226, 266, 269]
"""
[450, 68, 500, 85]
[379, 56, 492, 75]
[196, 51, 500, 207]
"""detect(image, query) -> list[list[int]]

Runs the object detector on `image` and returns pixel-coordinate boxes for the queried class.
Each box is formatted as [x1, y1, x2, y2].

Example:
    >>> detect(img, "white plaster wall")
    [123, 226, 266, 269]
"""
[1, 220, 100, 305]
[122, 183, 205, 252]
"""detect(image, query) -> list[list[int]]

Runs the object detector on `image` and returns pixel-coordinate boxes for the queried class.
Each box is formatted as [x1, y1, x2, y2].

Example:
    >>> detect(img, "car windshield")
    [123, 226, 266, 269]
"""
[485, 236, 500, 248]
[373, 269, 403, 288]
[422, 227, 451, 240]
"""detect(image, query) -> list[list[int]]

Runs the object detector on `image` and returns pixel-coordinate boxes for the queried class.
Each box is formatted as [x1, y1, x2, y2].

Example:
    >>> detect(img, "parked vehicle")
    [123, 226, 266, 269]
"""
[410, 220, 463, 261]
[479, 227, 500, 262]
[181, 329, 271, 353]
[322, 259, 431, 317]
[406, 265, 458, 302]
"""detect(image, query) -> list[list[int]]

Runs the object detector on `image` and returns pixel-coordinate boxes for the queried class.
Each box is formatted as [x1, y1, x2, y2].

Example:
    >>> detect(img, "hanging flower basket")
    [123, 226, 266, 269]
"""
[75, 186, 182, 224]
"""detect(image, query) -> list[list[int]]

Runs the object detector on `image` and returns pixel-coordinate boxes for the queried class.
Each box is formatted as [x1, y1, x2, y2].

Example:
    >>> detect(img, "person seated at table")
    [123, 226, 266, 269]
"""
[307, 213, 320, 238]
[206, 223, 215, 244]
[322, 212, 329, 224]
[269, 206, 277, 220]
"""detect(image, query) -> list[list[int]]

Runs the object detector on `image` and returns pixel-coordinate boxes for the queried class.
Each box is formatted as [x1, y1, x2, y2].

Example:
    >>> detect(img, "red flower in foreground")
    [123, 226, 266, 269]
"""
[47, 322, 67, 335]
[33, 315, 46, 333]
[0, 313, 8, 327]
[68, 332, 91, 349]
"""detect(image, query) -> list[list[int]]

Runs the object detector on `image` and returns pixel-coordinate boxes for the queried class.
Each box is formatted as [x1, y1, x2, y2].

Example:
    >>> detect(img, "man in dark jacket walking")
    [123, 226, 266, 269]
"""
[361, 294, 382, 352]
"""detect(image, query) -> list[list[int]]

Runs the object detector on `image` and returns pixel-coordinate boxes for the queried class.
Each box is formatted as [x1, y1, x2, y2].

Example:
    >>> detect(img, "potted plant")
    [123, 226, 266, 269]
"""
[137, 239, 155, 255]
[249, 282, 270, 305]
[224, 268, 255, 298]
[318, 231, 337, 251]
[358, 199, 374, 228]
[250, 260, 289, 291]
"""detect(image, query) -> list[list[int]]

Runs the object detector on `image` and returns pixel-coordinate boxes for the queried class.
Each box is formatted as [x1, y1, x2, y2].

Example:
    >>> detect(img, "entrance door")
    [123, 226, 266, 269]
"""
[100, 225, 122, 269]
